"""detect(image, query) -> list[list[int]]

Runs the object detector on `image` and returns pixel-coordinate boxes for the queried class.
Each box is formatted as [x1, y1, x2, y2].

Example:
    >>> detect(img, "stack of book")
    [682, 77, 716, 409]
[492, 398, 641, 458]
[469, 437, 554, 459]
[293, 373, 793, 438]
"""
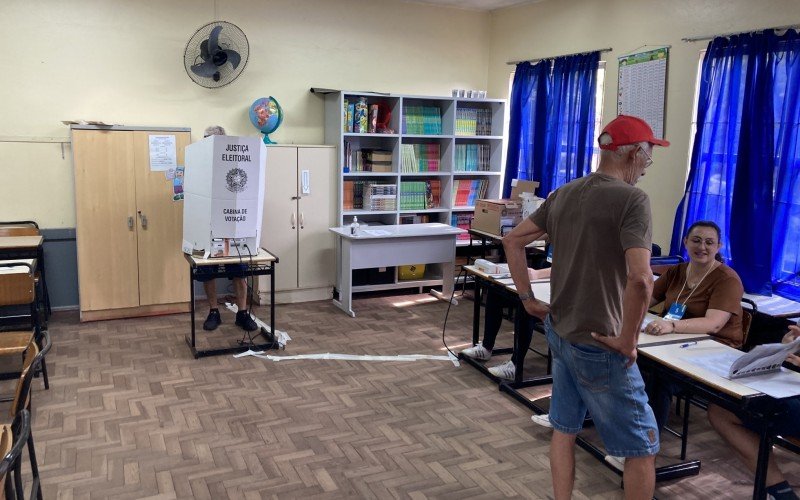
[343, 180, 365, 209]
[455, 144, 491, 171]
[451, 213, 473, 240]
[451, 179, 489, 207]
[345, 145, 393, 172]
[400, 214, 431, 224]
[403, 106, 442, 135]
[365, 183, 397, 211]
[400, 180, 440, 210]
[455, 108, 493, 136]
[400, 144, 440, 172]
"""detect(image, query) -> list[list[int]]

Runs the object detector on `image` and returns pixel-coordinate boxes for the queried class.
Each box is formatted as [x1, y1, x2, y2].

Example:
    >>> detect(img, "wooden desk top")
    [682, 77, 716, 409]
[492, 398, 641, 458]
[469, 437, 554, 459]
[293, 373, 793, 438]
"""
[639, 340, 765, 399]
[186, 248, 277, 266]
[0, 236, 43, 250]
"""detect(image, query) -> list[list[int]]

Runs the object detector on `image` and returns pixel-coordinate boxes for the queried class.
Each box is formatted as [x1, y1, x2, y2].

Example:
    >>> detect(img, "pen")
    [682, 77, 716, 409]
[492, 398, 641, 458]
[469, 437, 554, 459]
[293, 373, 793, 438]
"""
[679, 341, 698, 348]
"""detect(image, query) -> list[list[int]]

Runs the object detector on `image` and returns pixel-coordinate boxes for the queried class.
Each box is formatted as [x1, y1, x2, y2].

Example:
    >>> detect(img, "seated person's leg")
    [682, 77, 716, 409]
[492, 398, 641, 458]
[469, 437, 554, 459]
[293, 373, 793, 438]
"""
[708, 403, 800, 499]
[489, 307, 536, 380]
[195, 268, 221, 331]
[461, 287, 506, 361]
[232, 275, 258, 332]
[643, 374, 675, 434]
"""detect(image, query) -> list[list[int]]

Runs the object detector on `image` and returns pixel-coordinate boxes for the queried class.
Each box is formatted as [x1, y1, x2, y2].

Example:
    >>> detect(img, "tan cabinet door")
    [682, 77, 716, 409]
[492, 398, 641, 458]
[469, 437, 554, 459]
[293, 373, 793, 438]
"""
[133, 131, 192, 306]
[261, 146, 299, 291]
[298, 147, 335, 289]
[73, 130, 140, 311]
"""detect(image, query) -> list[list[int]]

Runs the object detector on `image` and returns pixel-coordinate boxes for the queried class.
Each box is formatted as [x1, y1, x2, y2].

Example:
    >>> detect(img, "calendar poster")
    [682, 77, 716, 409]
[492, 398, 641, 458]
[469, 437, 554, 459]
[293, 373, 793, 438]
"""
[617, 47, 668, 139]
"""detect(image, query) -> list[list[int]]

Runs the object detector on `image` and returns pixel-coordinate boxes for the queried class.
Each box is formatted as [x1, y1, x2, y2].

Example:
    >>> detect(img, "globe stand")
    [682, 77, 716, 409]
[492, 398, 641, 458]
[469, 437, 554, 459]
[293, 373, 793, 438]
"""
[262, 134, 277, 145]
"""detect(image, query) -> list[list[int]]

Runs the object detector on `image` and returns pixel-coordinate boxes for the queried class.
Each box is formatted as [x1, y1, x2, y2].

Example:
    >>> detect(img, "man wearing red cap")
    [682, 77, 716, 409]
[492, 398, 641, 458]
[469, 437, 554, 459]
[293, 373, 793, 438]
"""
[503, 115, 669, 499]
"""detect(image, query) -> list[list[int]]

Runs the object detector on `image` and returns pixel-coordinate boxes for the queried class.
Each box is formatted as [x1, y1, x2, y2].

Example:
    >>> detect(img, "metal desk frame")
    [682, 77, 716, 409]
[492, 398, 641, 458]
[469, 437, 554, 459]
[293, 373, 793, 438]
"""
[185, 249, 279, 359]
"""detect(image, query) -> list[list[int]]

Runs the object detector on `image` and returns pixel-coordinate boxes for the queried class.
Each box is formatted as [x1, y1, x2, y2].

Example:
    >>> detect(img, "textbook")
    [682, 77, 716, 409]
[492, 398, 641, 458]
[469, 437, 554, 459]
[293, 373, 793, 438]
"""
[728, 337, 800, 379]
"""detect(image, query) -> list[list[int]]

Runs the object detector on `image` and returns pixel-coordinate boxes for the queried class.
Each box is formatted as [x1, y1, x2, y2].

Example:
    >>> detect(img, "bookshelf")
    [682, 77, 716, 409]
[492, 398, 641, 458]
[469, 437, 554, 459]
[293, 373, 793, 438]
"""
[323, 90, 506, 291]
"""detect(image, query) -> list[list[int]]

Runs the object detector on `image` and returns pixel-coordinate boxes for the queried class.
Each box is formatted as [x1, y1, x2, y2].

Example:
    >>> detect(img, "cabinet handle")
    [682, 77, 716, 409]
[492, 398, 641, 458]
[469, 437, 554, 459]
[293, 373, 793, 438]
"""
[299, 212, 304, 229]
[127, 216, 134, 230]
[291, 212, 296, 229]
[138, 211, 148, 229]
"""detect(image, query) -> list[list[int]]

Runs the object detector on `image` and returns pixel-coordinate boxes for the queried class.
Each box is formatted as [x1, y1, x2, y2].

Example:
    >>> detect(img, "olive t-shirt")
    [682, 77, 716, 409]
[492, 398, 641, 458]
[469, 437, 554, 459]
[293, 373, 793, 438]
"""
[530, 172, 652, 347]
[652, 263, 744, 348]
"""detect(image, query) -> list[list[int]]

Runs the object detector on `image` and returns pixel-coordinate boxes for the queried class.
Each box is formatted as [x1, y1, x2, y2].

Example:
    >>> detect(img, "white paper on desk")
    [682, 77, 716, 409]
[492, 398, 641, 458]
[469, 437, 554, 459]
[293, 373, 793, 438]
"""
[684, 351, 800, 398]
[729, 338, 800, 379]
[360, 229, 391, 236]
[148, 134, 177, 171]
[0, 266, 28, 274]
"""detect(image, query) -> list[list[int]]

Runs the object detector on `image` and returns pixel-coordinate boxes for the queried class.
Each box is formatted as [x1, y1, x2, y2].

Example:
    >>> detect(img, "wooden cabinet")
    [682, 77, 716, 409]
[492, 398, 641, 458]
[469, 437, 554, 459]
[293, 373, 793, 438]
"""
[258, 145, 336, 303]
[71, 126, 191, 321]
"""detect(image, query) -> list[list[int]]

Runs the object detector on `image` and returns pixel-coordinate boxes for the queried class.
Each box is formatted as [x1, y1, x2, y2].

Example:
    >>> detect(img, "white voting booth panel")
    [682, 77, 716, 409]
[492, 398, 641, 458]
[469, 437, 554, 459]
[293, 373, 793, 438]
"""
[183, 135, 266, 258]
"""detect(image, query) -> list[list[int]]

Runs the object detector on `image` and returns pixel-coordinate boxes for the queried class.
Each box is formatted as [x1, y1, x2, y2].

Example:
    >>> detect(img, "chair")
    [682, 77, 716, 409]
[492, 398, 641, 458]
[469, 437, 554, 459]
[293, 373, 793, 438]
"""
[650, 255, 684, 276]
[1, 336, 50, 500]
[0, 263, 48, 390]
[740, 298, 757, 348]
[0, 409, 31, 500]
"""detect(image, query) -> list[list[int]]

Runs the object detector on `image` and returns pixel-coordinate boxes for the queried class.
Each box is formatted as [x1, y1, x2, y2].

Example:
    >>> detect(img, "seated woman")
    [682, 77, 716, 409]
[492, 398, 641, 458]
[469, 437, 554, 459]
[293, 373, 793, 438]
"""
[461, 267, 550, 379]
[643, 220, 744, 432]
[707, 325, 800, 500]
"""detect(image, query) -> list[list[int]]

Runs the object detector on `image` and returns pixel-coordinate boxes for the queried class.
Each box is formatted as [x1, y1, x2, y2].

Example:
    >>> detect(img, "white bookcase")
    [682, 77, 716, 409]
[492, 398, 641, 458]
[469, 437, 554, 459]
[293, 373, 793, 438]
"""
[323, 90, 506, 291]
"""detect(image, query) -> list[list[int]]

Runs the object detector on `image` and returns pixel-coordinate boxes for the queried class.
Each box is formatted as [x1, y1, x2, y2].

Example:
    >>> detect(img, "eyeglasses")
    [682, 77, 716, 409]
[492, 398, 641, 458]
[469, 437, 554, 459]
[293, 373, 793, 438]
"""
[638, 146, 653, 168]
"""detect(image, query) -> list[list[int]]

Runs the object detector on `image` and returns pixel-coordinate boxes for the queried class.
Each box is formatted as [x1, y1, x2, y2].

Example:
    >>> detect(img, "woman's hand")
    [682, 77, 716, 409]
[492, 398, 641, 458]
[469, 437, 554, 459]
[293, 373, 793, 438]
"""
[782, 324, 800, 344]
[644, 318, 675, 336]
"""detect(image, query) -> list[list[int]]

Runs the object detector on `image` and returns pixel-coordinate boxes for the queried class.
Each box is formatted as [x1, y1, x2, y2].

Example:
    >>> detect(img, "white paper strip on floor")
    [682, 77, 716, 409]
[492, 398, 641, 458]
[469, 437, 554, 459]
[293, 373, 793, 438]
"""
[225, 302, 292, 347]
[235, 349, 460, 367]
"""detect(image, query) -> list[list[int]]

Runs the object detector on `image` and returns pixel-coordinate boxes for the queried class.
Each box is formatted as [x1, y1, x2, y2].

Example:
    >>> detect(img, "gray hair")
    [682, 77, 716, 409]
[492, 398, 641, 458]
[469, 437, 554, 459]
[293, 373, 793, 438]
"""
[600, 141, 649, 161]
[203, 125, 226, 137]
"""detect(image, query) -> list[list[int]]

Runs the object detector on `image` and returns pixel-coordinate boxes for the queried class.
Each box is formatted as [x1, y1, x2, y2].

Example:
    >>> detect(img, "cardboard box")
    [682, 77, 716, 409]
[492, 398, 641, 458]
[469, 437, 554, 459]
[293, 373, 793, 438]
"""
[471, 180, 539, 236]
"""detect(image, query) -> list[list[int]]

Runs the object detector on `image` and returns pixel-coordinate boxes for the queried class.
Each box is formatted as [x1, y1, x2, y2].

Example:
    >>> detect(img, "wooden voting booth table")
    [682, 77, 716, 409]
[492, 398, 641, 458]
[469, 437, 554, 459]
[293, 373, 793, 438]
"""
[185, 248, 278, 359]
[462, 265, 711, 482]
[330, 223, 464, 317]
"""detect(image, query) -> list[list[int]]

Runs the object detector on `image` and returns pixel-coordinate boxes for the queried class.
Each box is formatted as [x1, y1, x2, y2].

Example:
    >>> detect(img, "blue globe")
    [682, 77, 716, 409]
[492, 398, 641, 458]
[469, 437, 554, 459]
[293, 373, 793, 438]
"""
[248, 96, 283, 144]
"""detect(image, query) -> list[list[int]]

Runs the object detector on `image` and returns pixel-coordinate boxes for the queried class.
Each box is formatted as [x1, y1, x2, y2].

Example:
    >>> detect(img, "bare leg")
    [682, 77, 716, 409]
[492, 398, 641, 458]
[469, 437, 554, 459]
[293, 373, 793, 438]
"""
[550, 430, 577, 500]
[203, 279, 217, 309]
[233, 277, 248, 310]
[708, 404, 785, 486]
[623, 455, 655, 500]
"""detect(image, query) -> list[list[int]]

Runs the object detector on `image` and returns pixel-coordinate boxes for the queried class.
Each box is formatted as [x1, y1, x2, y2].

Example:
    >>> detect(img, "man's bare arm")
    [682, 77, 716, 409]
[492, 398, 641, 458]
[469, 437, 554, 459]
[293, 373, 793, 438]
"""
[502, 219, 549, 319]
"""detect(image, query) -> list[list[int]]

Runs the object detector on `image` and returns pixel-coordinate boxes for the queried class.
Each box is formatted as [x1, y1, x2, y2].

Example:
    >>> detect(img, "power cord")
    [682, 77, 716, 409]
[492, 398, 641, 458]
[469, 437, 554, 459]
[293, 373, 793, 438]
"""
[441, 266, 469, 360]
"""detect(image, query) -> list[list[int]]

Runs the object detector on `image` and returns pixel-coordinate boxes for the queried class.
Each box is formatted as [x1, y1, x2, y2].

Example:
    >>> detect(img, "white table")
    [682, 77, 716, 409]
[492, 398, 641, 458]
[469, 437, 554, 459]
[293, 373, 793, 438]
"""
[743, 292, 800, 319]
[329, 223, 465, 317]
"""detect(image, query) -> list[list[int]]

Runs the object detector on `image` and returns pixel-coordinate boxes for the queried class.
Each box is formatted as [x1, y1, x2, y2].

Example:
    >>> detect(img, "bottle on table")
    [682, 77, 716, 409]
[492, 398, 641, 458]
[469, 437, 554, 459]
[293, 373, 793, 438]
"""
[350, 216, 360, 236]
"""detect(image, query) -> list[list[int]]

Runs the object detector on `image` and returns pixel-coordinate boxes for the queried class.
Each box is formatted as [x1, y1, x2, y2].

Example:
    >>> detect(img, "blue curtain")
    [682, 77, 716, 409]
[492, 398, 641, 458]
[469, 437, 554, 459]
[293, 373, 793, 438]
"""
[503, 52, 599, 198]
[503, 61, 549, 198]
[772, 32, 800, 300]
[671, 29, 800, 298]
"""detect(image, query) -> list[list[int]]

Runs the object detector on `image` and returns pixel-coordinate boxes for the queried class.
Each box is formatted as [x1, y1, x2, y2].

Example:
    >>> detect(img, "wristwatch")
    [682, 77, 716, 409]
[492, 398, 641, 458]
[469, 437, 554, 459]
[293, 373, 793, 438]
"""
[518, 291, 535, 302]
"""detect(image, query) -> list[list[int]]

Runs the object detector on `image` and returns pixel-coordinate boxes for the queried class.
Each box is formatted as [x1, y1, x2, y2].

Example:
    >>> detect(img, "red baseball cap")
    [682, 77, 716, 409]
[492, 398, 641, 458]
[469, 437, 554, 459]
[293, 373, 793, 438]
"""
[598, 115, 670, 150]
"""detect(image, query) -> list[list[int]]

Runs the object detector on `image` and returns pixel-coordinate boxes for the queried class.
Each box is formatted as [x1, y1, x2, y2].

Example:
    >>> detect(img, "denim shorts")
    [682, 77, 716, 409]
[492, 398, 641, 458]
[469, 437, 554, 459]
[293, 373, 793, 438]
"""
[544, 316, 660, 457]
[195, 264, 249, 283]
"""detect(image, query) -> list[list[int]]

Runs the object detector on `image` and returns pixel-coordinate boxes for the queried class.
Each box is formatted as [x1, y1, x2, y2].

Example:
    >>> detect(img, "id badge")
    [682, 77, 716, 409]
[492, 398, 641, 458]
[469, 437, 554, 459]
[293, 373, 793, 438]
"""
[664, 302, 686, 321]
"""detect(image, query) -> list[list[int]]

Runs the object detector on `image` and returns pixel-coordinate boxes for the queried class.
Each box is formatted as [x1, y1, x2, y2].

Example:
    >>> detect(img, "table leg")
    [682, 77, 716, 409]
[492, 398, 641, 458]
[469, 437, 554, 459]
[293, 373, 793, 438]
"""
[190, 266, 196, 349]
[333, 238, 355, 317]
[472, 280, 482, 346]
[753, 424, 771, 499]
[270, 262, 276, 335]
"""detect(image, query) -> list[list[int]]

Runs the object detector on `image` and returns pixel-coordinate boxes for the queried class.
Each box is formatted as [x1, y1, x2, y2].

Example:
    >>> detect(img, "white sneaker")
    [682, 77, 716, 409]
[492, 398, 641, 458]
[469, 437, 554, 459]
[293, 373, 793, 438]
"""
[488, 360, 516, 380]
[461, 342, 491, 361]
[531, 414, 553, 428]
[604, 455, 626, 472]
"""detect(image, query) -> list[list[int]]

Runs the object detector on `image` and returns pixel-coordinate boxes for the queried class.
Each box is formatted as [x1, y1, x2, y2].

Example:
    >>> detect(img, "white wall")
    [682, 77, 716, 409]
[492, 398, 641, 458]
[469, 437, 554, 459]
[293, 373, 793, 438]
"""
[488, 0, 800, 248]
[0, 0, 490, 228]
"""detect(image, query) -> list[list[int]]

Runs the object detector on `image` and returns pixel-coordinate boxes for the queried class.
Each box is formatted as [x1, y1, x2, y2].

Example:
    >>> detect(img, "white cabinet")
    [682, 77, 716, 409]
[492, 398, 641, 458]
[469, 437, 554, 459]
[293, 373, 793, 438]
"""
[258, 145, 336, 303]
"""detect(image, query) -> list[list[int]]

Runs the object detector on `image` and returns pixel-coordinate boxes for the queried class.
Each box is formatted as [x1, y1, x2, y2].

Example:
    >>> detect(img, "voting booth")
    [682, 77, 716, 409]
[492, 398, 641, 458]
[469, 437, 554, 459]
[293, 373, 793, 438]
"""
[182, 135, 266, 258]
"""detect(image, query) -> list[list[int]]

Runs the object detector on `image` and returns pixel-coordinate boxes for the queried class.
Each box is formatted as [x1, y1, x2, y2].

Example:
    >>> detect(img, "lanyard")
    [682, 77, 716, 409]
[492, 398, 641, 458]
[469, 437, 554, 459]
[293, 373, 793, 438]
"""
[673, 262, 717, 307]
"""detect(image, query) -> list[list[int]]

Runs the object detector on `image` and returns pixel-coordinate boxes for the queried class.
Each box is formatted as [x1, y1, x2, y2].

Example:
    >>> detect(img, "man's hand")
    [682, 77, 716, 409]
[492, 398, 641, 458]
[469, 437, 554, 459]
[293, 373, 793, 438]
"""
[591, 332, 637, 367]
[523, 298, 550, 321]
[782, 324, 800, 344]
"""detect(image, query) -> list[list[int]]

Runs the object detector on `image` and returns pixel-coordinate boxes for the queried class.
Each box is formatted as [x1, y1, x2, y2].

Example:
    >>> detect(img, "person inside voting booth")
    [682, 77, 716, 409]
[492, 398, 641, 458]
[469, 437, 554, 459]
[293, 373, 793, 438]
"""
[195, 125, 258, 332]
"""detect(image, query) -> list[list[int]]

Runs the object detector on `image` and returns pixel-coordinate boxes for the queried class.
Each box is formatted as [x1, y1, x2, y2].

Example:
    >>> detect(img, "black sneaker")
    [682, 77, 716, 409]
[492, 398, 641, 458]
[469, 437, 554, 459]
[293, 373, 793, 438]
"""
[235, 310, 259, 332]
[203, 309, 221, 331]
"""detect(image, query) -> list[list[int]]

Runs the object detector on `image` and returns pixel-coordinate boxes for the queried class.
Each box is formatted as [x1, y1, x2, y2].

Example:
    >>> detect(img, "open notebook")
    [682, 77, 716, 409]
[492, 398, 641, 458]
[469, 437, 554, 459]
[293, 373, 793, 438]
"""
[729, 337, 800, 379]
